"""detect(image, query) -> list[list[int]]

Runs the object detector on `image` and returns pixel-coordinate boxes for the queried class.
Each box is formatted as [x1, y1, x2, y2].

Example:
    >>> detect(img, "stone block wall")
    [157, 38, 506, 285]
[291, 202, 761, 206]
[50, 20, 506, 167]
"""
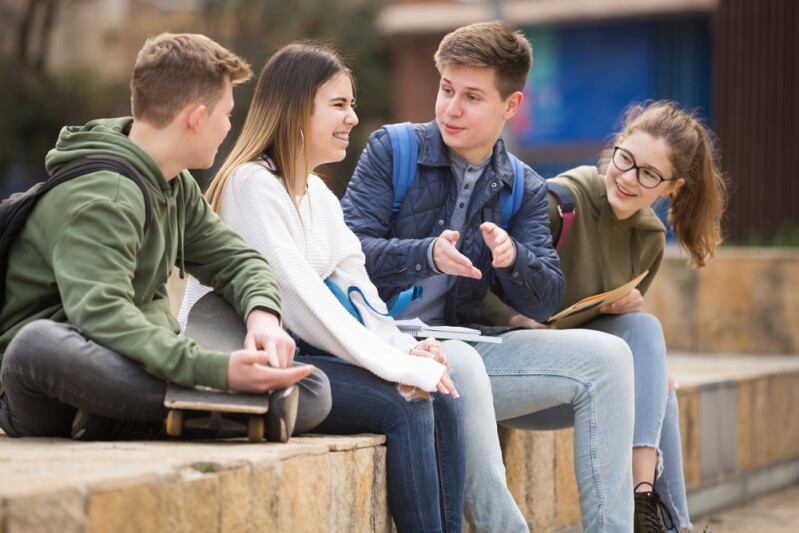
[644, 247, 799, 355]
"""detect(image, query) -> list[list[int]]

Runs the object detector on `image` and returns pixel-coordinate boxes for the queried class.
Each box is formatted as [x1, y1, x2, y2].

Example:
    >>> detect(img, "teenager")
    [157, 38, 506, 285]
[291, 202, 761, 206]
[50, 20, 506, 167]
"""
[178, 43, 478, 533]
[0, 33, 330, 442]
[483, 100, 728, 532]
[343, 21, 637, 533]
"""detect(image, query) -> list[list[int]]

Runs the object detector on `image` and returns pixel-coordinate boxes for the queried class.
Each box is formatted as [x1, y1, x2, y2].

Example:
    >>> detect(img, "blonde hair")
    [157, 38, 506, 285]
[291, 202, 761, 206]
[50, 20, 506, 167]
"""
[600, 100, 728, 268]
[131, 33, 252, 128]
[206, 43, 351, 216]
[434, 20, 532, 99]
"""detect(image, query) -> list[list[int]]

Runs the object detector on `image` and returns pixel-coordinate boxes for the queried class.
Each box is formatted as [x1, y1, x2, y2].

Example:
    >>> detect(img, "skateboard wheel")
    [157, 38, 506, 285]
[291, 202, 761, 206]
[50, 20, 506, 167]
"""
[166, 409, 184, 437]
[247, 416, 265, 442]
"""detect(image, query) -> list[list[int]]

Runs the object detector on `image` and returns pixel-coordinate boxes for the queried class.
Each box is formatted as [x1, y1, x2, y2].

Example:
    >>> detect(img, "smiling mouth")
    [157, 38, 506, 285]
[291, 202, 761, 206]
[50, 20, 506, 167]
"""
[615, 182, 637, 198]
[333, 133, 349, 142]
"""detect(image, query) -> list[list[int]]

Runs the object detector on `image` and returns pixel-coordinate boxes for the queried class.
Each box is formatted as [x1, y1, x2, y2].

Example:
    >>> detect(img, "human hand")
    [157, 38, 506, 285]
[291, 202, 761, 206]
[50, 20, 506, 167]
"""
[600, 289, 644, 314]
[507, 313, 555, 330]
[480, 222, 515, 268]
[226, 350, 314, 393]
[668, 372, 679, 393]
[410, 337, 449, 370]
[433, 230, 482, 279]
[244, 308, 296, 368]
[398, 369, 459, 399]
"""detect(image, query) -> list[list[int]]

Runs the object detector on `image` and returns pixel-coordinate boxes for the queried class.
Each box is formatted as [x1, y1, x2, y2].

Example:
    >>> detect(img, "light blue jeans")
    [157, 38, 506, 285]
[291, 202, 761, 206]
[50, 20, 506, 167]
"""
[448, 328, 635, 533]
[584, 312, 692, 531]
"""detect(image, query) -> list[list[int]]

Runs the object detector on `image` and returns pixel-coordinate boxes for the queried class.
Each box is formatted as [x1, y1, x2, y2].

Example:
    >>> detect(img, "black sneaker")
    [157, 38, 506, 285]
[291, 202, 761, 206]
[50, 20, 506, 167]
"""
[634, 481, 676, 533]
[71, 409, 163, 441]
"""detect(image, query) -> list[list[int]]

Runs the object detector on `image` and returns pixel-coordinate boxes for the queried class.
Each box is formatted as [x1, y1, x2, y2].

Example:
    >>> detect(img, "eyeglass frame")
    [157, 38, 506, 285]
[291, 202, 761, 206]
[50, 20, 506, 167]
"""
[612, 146, 674, 189]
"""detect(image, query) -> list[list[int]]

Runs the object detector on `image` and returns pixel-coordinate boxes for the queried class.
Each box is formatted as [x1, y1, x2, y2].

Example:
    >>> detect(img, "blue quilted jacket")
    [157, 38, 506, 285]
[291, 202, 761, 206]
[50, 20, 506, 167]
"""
[341, 120, 565, 325]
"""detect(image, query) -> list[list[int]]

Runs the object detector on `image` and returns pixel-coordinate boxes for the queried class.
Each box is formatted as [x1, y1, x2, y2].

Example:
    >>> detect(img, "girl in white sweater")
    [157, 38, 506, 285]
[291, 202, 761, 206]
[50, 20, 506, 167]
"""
[179, 43, 485, 533]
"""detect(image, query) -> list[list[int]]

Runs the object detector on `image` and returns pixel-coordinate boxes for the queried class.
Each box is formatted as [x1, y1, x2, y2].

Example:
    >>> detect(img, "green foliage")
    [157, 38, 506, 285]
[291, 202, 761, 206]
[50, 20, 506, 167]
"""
[736, 220, 799, 247]
[192, 0, 392, 195]
[0, 62, 129, 187]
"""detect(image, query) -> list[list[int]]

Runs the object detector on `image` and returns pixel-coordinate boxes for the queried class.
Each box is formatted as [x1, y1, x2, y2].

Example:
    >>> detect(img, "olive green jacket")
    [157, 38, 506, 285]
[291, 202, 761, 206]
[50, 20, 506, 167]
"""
[0, 117, 281, 394]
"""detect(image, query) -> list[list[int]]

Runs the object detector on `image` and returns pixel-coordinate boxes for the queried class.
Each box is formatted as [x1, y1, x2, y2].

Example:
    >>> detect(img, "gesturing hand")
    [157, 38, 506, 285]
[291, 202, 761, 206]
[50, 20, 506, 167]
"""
[480, 222, 515, 268]
[432, 230, 482, 279]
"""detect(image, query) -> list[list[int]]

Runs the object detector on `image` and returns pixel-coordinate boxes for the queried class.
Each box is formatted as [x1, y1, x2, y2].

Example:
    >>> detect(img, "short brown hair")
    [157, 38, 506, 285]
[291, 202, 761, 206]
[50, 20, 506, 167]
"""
[130, 33, 252, 128]
[434, 20, 532, 99]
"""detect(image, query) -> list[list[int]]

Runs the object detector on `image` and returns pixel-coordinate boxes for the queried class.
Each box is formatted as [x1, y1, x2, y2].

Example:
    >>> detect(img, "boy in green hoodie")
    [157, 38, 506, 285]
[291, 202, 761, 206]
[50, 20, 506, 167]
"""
[0, 33, 330, 440]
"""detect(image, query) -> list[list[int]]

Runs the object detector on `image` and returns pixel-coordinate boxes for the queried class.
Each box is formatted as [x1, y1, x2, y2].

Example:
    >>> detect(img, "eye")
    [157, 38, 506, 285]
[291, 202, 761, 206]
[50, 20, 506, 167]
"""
[642, 168, 662, 182]
[468, 94, 479, 102]
[619, 151, 633, 164]
[441, 87, 453, 95]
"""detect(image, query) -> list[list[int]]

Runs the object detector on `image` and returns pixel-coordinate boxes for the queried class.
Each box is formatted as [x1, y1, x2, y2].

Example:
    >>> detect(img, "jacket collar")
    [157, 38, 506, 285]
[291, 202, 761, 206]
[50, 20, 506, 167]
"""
[418, 120, 515, 188]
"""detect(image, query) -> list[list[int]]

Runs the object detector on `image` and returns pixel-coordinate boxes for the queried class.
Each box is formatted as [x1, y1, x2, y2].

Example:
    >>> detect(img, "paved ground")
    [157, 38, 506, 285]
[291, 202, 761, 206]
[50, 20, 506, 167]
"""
[691, 483, 799, 532]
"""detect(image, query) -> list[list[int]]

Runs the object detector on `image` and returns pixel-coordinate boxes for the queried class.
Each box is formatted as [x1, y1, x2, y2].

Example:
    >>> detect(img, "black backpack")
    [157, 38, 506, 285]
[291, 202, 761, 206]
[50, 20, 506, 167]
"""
[0, 154, 154, 298]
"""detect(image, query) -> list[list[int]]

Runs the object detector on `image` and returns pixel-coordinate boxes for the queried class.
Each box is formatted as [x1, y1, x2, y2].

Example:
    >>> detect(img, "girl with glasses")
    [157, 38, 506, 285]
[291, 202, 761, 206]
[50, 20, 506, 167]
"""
[482, 100, 728, 532]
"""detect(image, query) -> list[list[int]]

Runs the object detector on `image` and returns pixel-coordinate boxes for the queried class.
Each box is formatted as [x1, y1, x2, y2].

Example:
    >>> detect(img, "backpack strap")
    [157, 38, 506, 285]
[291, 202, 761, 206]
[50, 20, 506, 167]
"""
[51, 154, 154, 232]
[324, 279, 423, 325]
[382, 122, 418, 223]
[546, 181, 576, 251]
[499, 154, 525, 230]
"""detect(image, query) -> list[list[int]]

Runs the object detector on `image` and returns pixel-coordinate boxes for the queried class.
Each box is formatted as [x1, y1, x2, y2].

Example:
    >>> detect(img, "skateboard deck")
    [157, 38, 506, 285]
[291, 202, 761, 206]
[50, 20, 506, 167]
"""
[164, 384, 269, 414]
[167, 292, 271, 441]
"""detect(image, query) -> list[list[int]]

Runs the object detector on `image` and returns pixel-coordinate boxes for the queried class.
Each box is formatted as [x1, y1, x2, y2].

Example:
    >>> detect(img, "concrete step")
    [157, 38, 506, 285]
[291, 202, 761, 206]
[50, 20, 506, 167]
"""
[3, 353, 797, 532]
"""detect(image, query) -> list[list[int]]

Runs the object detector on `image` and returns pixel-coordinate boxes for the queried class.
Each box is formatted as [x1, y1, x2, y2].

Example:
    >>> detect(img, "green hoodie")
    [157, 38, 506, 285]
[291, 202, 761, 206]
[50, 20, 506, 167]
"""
[0, 117, 282, 393]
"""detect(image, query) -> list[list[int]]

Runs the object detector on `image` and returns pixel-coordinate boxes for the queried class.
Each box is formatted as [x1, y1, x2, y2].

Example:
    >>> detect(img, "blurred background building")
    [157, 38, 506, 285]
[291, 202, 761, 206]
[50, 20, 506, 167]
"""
[1, 0, 797, 244]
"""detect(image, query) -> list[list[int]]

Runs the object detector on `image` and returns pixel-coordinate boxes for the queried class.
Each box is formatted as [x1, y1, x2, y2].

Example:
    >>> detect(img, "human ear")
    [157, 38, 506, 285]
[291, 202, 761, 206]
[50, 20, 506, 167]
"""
[665, 178, 686, 198]
[187, 104, 206, 132]
[503, 91, 524, 120]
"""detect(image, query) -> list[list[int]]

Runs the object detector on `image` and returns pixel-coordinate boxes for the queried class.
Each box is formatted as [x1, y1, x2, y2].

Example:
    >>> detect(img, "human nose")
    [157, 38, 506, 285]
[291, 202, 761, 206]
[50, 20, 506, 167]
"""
[346, 107, 359, 126]
[619, 166, 639, 186]
[445, 96, 462, 117]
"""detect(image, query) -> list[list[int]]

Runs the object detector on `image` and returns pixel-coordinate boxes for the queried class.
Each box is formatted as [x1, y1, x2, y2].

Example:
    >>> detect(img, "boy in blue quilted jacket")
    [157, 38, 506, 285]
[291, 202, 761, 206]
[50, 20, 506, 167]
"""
[342, 21, 637, 533]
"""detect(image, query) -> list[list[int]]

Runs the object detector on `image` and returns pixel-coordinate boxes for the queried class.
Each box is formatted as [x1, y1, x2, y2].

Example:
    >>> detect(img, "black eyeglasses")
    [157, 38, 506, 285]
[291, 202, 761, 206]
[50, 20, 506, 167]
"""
[612, 146, 672, 189]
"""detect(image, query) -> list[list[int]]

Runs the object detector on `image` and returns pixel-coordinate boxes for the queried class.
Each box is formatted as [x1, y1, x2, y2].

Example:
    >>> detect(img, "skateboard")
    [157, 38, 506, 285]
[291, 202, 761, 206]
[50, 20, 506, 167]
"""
[165, 292, 299, 443]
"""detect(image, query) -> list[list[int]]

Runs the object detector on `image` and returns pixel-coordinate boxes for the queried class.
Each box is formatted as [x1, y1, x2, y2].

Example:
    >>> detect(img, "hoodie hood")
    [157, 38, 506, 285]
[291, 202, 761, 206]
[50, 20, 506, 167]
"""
[46, 116, 187, 278]
[46, 117, 168, 193]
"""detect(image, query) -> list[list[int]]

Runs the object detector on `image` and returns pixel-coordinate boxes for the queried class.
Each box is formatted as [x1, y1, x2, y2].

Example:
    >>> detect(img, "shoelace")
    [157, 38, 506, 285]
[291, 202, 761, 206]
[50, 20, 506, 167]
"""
[635, 482, 676, 531]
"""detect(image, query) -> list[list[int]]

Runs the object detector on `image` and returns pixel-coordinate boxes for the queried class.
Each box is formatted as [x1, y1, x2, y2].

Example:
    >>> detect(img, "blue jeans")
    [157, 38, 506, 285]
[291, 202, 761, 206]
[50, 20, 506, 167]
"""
[584, 313, 693, 531]
[452, 328, 635, 533]
[305, 354, 465, 533]
[0, 320, 331, 437]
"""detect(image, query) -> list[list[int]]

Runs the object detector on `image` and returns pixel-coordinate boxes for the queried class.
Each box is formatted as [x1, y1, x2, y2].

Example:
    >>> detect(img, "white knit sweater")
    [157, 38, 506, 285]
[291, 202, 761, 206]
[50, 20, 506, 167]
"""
[178, 162, 444, 391]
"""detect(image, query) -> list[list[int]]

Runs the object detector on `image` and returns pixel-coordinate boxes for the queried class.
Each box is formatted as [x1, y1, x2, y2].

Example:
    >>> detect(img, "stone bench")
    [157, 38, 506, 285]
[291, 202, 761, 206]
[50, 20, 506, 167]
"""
[496, 353, 799, 532]
[0, 434, 393, 533]
[4, 353, 798, 533]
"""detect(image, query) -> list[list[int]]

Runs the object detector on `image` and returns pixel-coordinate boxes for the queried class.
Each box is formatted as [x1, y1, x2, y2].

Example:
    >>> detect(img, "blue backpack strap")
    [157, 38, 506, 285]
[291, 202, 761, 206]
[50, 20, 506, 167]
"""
[498, 154, 525, 230]
[325, 279, 423, 324]
[324, 279, 364, 324]
[546, 181, 576, 251]
[382, 122, 418, 222]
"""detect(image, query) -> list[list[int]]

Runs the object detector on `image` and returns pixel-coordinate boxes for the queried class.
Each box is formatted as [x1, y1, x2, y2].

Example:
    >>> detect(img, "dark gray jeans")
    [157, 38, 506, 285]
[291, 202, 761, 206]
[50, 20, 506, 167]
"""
[0, 319, 331, 438]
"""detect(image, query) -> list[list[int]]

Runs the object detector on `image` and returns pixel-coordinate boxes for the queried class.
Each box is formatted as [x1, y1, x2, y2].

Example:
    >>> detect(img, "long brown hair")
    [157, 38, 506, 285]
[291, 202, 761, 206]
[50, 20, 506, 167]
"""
[599, 100, 728, 268]
[206, 42, 351, 214]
